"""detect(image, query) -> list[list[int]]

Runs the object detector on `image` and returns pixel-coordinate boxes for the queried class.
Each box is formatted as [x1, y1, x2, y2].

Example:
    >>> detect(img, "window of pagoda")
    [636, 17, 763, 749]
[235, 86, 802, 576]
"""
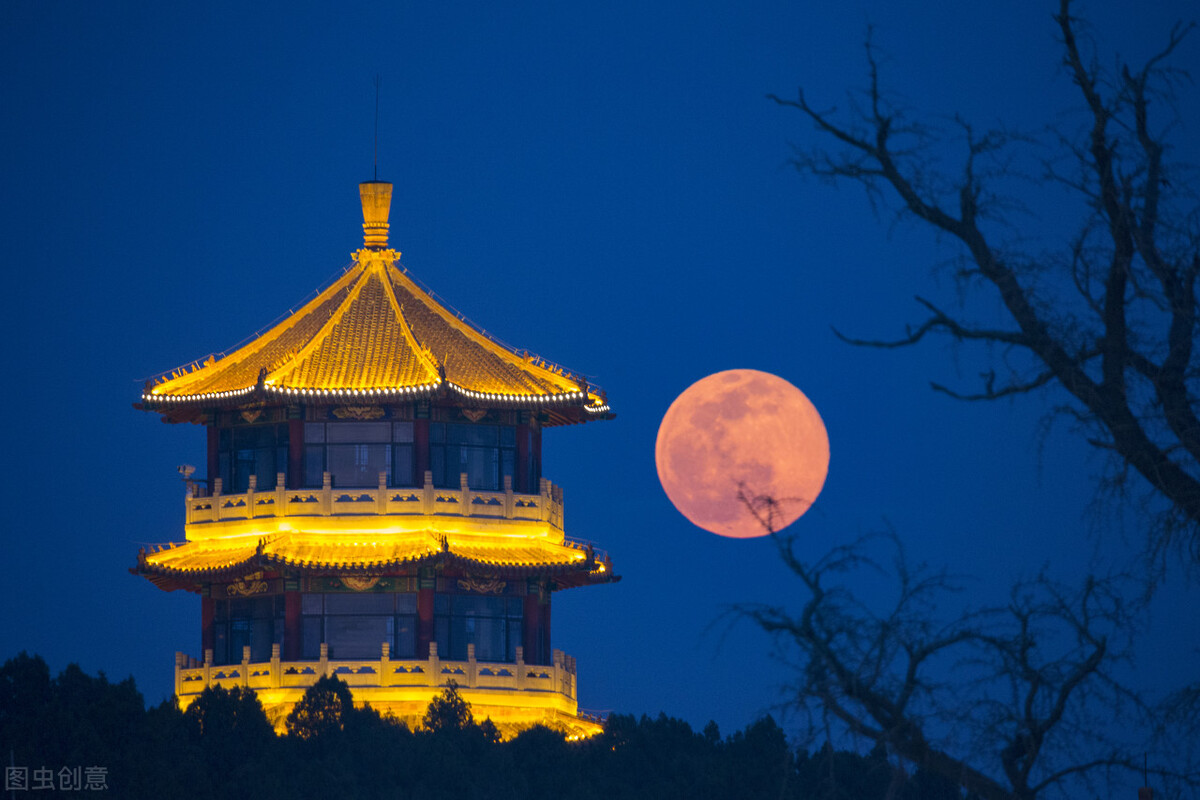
[216, 423, 289, 494]
[211, 594, 285, 666]
[429, 422, 518, 491]
[201, 581, 555, 667]
[301, 421, 415, 488]
[204, 410, 543, 493]
[299, 592, 418, 660]
[433, 593, 525, 662]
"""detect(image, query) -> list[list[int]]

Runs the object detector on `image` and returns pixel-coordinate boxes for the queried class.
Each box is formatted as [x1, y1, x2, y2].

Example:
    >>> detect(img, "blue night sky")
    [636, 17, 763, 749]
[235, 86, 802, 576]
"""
[1, 0, 1197, 739]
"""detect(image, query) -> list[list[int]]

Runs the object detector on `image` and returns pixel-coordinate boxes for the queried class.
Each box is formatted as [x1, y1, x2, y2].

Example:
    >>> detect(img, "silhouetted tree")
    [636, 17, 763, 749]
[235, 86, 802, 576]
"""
[410, 682, 510, 799]
[0, 652, 1019, 798]
[0, 654, 182, 798]
[185, 682, 275, 741]
[737, 529, 1194, 799]
[285, 673, 356, 740]
[504, 725, 575, 799]
[182, 683, 278, 797]
[590, 713, 723, 800]
[794, 741, 894, 800]
[0, 651, 52, 760]
[773, 0, 1200, 565]
[283, 674, 418, 800]
[127, 697, 209, 800]
[421, 680, 474, 733]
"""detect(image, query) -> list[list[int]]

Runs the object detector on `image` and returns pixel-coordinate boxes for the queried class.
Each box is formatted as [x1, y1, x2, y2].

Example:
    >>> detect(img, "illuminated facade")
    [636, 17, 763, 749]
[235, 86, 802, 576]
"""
[134, 181, 616, 737]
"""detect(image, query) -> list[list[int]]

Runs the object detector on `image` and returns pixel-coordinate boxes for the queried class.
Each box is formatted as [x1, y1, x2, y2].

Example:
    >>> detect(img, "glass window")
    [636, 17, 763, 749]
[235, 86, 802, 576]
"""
[304, 445, 325, 487]
[303, 423, 415, 488]
[452, 425, 498, 447]
[327, 422, 390, 443]
[393, 444, 414, 487]
[520, 427, 538, 492]
[325, 593, 393, 614]
[216, 424, 288, 493]
[301, 593, 323, 615]
[429, 424, 517, 490]
[394, 616, 416, 658]
[300, 593, 418, 661]
[326, 616, 393, 660]
[327, 443, 390, 487]
[430, 448, 445, 487]
[433, 593, 523, 662]
[214, 625, 228, 664]
[234, 450, 257, 492]
[213, 595, 282, 665]
[302, 617, 322, 660]
[502, 449, 515, 485]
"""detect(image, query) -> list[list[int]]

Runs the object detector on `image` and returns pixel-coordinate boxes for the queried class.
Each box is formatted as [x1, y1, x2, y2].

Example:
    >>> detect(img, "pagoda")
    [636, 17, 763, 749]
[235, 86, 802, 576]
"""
[134, 180, 617, 737]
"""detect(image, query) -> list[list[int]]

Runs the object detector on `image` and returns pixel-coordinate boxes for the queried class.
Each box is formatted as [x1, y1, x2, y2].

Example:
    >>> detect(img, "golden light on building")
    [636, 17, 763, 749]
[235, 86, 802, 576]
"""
[134, 181, 617, 737]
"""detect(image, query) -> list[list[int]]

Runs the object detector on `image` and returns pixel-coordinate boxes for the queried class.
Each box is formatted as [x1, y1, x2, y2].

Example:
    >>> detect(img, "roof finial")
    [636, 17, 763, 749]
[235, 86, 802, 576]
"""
[359, 180, 392, 249]
[373, 74, 381, 181]
[359, 75, 392, 250]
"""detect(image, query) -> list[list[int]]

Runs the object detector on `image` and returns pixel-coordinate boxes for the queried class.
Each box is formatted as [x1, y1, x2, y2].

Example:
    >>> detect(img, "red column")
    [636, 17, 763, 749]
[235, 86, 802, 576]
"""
[201, 595, 215, 657]
[284, 591, 301, 660]
[523, 592, 540, 663]
[287, 418, 304, 489]
[417, 571, 435, 657]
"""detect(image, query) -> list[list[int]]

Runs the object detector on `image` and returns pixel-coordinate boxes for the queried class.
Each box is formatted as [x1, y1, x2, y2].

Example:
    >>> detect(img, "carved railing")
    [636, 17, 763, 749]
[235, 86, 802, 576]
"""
[187, 470, 564, 530]
[174, 642, 578, 701]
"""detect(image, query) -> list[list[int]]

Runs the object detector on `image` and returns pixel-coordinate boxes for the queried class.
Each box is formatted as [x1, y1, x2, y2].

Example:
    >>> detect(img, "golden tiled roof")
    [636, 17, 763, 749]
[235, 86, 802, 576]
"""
[135, 529, 614, 591]
[140, 183, 612, 422]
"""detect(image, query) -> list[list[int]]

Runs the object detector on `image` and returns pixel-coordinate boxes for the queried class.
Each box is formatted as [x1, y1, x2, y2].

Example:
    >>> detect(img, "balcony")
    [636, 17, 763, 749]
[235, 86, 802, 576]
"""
[186, 470, 565, 531]
[176, 642, 577, 700]
[173, 641, 597, 737]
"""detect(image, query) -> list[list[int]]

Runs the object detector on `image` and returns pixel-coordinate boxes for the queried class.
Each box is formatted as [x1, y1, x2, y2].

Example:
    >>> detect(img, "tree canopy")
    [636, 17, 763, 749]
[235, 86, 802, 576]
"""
[0, 653, 975, 800]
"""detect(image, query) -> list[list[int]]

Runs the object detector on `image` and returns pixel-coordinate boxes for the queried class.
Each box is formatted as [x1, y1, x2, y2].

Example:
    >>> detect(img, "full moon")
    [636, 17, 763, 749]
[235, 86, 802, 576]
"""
[655, 369, 830, 539]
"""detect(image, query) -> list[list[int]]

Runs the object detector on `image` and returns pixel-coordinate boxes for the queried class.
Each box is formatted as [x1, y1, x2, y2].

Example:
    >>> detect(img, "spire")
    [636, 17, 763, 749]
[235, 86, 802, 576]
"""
[359, 181, 392, 249]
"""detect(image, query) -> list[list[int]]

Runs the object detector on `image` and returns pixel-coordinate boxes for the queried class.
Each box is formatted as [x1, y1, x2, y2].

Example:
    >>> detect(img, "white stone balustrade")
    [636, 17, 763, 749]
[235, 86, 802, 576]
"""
[173, 642, 578, 703]
[186, 470, 565, 530]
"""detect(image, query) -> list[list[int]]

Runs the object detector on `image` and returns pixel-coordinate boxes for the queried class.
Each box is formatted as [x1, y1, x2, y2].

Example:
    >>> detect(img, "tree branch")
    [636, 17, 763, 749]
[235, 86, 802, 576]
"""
[833, 296, 1031, 350]
[930, 368, 1056, 402]
[776, 0, 1200, 557]
[736, 529, 1181, 799]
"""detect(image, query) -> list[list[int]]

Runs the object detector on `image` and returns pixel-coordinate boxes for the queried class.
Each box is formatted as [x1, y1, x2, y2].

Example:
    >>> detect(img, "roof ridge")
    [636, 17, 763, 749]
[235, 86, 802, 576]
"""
[391, 261, 592, 384]
[385, 262, 581, 395]
[263, 261, 370, 387]
[372, 257, 442, 386]
[147, 264, 363, 394]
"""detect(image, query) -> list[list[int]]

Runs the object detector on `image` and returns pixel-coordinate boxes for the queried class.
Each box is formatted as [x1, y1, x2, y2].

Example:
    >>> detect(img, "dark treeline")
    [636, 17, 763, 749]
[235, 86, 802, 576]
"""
[0, 653, 970, 799]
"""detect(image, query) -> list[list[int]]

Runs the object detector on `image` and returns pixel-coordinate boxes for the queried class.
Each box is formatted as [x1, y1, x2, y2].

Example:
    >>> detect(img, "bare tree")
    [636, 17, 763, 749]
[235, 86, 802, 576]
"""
[737, 526, 1194, 799]
[771, 0, 1200, 563]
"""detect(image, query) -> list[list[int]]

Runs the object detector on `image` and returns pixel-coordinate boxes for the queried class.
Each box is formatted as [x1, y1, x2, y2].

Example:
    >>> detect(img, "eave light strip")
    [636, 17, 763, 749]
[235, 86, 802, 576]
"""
[144, 381, 601, 408]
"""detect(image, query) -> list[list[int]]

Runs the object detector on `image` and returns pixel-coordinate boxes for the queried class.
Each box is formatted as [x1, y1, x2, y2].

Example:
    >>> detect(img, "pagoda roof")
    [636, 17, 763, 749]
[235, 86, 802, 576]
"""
[135, 530, 616, 593]
[140, 182, 612, 426]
